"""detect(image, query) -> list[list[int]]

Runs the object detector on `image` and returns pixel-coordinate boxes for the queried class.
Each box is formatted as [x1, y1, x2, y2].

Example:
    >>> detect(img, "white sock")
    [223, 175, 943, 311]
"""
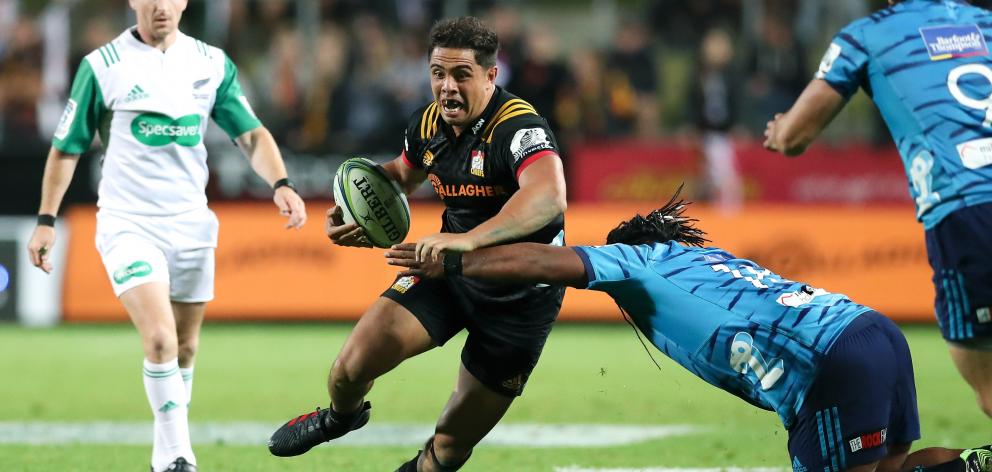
[143, 358, 196, 471]
[157, 367, 194, 471]
[180, 367, 194, 407]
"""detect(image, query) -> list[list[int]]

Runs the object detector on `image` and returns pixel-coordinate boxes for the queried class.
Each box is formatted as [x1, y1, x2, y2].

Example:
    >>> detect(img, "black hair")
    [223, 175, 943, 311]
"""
[605, 185, 709, 247]
[428, 16, 499, 68]
[607, 185, 709, 371]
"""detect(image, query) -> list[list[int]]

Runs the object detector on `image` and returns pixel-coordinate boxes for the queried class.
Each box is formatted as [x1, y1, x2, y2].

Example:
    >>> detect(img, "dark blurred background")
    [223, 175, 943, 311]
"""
[3, 0, 982, 213]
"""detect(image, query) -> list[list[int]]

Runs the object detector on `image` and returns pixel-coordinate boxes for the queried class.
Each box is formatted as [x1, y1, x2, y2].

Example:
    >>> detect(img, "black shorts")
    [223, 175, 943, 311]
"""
[381, 275, 564, 397]
[925, 202, 992, 345]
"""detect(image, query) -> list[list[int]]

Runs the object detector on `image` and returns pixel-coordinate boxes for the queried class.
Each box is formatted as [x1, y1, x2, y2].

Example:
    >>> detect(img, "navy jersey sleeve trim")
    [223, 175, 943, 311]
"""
[572, 246, 595, 289]
[820, 77, 853, 99]
[836, 32, 868, 55]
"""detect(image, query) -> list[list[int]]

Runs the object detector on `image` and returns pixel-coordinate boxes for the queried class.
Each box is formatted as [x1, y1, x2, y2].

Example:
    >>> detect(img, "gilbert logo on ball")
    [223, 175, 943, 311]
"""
[333, 158, 411, 248]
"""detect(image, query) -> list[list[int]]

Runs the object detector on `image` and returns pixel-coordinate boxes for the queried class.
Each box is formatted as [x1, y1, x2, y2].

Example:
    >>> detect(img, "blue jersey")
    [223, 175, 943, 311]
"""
[573, 243, 872, 428]
[819, 0, 992, 228]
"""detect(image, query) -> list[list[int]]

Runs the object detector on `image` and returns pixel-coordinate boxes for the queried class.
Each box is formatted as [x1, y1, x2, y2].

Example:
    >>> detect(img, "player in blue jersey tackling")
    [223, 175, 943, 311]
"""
[386, 190, 990, 472]
[764, 0, 992, 420]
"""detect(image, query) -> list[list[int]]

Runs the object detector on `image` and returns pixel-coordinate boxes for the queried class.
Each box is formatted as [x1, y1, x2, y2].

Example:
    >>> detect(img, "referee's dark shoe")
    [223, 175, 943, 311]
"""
[151, 457, 196, 472]
[267, 401, 371, 457]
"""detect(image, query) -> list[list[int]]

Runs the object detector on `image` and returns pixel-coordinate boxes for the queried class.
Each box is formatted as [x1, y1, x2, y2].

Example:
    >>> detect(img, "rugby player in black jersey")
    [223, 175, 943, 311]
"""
[268, 16, 568, 472]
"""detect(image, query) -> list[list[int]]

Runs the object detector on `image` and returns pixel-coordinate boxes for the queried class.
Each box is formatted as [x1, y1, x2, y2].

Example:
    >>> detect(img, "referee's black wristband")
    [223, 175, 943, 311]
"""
[272, 178, 296, 192]
[37, 214, 56, 227]
[442, 251, 463, 276]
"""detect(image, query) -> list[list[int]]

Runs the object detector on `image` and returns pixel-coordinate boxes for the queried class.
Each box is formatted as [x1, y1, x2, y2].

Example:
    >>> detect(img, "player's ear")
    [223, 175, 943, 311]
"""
[487, 65, 498, 84]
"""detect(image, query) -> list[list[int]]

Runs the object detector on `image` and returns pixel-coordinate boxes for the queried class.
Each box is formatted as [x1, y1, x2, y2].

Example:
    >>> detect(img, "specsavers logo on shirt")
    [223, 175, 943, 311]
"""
[131, 113, 202, 147]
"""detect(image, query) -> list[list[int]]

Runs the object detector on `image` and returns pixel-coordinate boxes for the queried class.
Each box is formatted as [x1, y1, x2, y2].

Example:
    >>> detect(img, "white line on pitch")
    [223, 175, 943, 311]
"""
[0, 422, 704, 447]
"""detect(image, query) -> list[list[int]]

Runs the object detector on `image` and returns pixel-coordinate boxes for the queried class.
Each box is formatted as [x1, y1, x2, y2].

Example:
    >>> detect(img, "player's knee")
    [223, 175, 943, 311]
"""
[143, 327, 178, 362]
[177, 334, 199, 365]
[331, 350, 374, 386]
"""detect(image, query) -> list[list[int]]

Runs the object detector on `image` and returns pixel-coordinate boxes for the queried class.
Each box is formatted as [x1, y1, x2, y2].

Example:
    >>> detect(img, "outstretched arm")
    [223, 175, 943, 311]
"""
[763, 79, 846, 156]
[385, 242, 588, 288]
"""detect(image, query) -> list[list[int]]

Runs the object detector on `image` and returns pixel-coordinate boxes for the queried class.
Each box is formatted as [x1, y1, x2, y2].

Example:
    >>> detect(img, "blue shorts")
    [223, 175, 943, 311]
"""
[788, 311, 920, 472]
[925, 203, 992, 344]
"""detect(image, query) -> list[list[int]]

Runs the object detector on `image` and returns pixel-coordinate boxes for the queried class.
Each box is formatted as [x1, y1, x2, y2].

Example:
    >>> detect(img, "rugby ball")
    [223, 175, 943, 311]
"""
[333, 158, 411, 248]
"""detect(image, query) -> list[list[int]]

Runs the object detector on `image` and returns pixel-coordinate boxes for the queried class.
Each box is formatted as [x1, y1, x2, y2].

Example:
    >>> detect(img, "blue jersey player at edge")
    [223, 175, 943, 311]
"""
[764, 0, 992, 420]
[386, 189, 991, 472]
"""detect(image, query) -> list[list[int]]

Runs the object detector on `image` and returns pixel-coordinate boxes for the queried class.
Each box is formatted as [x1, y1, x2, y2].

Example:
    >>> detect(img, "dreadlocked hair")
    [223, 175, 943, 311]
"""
[605, 185, 709, 246]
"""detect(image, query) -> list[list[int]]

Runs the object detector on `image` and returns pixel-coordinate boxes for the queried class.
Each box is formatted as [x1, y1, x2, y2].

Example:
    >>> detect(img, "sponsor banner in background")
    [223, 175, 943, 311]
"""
[63, 202, 934, 322]
[570, 140, 910, 204]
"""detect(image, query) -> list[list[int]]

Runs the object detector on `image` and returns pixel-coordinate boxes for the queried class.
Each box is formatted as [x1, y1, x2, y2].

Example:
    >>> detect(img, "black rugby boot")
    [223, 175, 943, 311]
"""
[267, 401, 371, 457]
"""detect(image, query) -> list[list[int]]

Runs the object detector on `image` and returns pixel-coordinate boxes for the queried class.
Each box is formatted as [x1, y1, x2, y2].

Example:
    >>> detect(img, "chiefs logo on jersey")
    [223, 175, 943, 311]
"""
[470, 150, 485, 177]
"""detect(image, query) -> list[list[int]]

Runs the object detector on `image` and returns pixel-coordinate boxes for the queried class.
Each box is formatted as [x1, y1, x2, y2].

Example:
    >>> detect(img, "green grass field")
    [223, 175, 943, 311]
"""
[0, 322, 985, 471]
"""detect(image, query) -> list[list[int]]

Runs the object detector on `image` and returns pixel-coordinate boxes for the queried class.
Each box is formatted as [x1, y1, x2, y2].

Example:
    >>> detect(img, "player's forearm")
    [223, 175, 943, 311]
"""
[770, 112, 818, 156]
[461, 243, 583, 287]
[239, 127, 289, 186]
[770, 80, 846, 156]
[38, 147, 80, 216]
[465, 183, 566, 248]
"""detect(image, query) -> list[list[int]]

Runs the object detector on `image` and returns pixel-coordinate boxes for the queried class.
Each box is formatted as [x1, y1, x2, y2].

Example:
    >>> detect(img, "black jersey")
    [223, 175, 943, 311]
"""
[402, 87, 564, 244]
[402, 87, 566, 301]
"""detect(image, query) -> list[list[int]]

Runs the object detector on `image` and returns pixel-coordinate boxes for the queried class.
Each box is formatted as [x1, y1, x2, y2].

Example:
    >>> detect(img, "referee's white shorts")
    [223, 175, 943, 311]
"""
[95, 208, 219, 302]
